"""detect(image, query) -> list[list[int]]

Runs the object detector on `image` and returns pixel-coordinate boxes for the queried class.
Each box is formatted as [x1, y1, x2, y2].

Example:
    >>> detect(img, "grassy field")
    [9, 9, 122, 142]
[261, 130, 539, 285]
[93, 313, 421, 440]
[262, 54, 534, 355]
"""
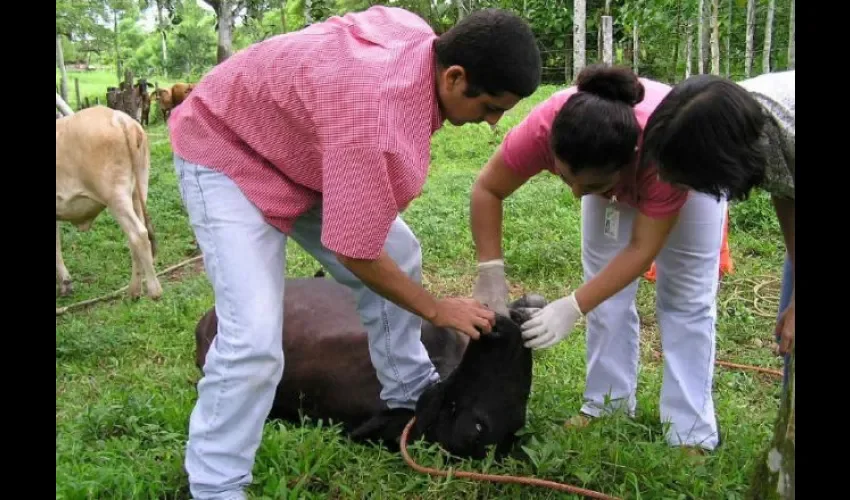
[56, 75, 787, 499]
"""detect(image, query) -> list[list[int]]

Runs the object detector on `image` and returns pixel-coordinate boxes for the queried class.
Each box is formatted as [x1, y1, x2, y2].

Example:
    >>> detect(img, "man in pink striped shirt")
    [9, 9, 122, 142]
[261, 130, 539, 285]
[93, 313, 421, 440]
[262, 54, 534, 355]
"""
[169, 6, 541, 499]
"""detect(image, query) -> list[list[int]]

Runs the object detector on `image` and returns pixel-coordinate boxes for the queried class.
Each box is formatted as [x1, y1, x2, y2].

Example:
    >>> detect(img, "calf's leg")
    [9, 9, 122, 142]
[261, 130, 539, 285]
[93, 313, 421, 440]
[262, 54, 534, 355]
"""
[289, 204, 439, 411]
[107, 191, 162, 299]
[56, 221, 73, 296]
[175, 155, 288, 500]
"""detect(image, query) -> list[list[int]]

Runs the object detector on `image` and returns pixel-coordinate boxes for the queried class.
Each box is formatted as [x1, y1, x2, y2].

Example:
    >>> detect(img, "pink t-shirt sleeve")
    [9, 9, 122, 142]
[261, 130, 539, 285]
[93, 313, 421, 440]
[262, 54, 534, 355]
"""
[500, 100, 558, 178]
[320, 147, 406, 260]
[633, 159, 689, 218]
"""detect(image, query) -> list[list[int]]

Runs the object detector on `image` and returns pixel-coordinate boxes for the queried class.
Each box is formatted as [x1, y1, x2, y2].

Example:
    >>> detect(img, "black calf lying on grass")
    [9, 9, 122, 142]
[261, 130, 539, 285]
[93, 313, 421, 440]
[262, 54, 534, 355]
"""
[194, 276, 546, 460]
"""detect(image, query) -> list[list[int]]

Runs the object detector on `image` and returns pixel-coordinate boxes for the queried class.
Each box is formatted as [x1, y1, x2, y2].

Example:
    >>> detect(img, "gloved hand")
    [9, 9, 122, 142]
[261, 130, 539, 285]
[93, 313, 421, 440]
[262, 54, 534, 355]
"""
[520, 292, 584, 349]
[472, 259, 510, 317]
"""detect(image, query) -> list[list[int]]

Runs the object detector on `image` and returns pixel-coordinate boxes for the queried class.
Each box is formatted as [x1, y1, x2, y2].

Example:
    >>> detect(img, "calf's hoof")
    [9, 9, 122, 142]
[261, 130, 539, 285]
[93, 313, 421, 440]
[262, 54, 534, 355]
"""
[58, 280, 74, 297]
[147, 281, 164, 300]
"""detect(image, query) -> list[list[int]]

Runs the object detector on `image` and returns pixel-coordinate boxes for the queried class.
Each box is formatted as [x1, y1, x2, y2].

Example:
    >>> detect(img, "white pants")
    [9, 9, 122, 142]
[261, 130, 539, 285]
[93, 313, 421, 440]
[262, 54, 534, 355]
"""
[579, 192, 726, 450]
[174, 155, 439, 499]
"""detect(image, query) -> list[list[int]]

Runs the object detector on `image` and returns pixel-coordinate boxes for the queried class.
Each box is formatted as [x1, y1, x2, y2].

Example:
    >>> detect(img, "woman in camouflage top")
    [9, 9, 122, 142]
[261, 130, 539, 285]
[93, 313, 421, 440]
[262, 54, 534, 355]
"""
[640, 70, 795, 389]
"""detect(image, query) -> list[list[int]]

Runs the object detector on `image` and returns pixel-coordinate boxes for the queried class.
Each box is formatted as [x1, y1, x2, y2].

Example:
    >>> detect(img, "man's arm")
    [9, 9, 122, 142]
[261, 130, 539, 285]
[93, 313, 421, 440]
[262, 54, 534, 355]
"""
[336, 251, 494, 339]
[320, 146, 495, 339]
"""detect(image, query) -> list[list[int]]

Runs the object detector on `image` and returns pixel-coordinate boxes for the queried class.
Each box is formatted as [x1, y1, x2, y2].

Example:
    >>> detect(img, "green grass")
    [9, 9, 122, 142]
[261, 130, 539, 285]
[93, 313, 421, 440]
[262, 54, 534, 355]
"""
[56, 85, 787, 499]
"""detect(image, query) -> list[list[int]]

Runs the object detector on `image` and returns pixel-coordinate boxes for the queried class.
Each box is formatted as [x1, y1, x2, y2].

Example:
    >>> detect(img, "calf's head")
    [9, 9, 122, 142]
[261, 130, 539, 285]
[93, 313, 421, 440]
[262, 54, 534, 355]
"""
[350, 293, 547, 460]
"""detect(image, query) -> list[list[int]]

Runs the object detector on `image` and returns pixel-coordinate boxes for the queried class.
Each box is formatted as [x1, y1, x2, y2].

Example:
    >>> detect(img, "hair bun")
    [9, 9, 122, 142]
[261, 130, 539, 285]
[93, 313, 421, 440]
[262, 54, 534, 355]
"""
[576, 64, 645, 106]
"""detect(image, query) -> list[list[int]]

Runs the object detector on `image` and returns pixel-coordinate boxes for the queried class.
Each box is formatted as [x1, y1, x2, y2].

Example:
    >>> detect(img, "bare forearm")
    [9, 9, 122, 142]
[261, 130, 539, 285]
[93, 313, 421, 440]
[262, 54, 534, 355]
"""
[574, 245, 656, 314]
[337, 251, 438, 321]
[470, 185, 504, 262]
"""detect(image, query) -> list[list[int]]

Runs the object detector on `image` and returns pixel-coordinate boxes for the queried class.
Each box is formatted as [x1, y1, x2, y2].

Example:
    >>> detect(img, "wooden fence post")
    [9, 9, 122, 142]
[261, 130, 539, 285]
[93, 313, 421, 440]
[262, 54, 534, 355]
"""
[74, 78, 81, 111]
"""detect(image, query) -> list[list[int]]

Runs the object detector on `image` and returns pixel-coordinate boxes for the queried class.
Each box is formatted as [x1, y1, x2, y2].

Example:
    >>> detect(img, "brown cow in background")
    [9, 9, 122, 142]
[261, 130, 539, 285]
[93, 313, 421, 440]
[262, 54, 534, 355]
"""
[153, 82, 195, 122]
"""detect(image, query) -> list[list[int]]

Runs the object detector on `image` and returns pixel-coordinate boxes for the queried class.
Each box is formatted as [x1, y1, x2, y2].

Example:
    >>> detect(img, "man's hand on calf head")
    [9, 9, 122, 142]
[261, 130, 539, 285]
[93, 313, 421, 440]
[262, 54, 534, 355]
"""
[431, 298, 495, 340]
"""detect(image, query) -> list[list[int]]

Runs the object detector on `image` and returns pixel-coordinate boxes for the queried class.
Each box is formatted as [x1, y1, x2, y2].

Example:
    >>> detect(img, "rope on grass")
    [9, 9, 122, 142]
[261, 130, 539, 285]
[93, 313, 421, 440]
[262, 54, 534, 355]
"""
[56, 255, 204, 317]
[399, 417, 622, 500]
[719, 275, 781, 318]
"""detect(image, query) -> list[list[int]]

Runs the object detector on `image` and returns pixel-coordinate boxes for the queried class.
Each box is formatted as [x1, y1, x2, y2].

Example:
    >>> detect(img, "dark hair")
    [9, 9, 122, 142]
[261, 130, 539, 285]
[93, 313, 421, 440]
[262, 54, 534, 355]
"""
[641, 74, 768, 202]
[435, 8, 541, 98]
[550, 64, 645, 176]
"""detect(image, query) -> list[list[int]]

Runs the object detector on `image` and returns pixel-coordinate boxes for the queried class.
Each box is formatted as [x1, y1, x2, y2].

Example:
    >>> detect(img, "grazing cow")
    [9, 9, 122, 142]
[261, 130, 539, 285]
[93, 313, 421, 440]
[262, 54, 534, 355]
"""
[56, 106, 162, 300]
[153, 83, 195, 122]
[152, 88, 171, 121]
[170, 82, 195, 106]
[194, 276, 545, 459]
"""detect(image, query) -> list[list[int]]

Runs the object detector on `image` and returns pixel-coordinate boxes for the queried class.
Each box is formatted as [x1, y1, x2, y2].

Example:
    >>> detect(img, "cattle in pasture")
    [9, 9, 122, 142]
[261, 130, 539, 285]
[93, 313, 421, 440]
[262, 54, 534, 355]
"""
[135, 79, 151, 126]
[170, 82, 195, 106]
[194, 276, 546, 459]
[56, 106, 162, 300]
[153, 82, 195, 122]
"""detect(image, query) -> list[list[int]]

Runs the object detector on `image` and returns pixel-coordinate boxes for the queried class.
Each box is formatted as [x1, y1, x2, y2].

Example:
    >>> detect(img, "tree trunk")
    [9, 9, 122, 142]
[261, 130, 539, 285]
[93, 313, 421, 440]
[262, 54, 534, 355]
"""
[56, 93, 74, 117]
[726, 0, 732, 77]
[763, 0, 776, 73]
[56, 33, 68, 103]
[747, 349, 795, 499]
[685, 20, 693, 78]
[573, 0, 586, 77]
[157, 4, 168, 78]
[632, 21, 639, 75]
[745, 0, 755, 76]
[280, 0, 287, 32]
[787, 0, 795, 69]
[217, 0, 234, 63]
[114, 8, 122, 84]
[710, 0, 720, 75]
[669, 0, 681, 82]
[698, 0, 710, 73]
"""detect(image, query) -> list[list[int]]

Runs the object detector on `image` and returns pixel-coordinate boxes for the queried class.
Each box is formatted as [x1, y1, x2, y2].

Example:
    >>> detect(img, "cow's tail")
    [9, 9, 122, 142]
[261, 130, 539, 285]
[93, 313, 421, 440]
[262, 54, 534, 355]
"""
[122, 115, 158, 259]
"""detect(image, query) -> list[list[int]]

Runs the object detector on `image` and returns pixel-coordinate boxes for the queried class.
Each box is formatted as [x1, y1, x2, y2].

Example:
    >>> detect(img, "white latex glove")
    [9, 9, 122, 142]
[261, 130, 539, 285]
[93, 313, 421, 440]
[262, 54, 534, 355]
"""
[520, 292, 583, 349]
[472, 259, 510, 317]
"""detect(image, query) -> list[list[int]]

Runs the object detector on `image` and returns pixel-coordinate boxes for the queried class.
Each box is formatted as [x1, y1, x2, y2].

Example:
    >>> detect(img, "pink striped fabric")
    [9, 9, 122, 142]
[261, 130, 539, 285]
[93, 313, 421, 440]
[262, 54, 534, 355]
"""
[169, 6, 444, 259]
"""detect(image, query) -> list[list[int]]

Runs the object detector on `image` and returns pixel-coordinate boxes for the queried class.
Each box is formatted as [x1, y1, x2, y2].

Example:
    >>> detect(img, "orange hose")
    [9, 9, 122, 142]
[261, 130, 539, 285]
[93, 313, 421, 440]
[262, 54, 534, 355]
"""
[400, 416, 622, 500]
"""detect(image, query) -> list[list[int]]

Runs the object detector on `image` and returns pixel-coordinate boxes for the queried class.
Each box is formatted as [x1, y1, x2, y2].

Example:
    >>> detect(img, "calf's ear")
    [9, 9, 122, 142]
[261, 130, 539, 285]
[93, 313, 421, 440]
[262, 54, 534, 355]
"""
[413, 381, 447, 435]
[349, 407, 415, 450]
[509, 293, 548, 310]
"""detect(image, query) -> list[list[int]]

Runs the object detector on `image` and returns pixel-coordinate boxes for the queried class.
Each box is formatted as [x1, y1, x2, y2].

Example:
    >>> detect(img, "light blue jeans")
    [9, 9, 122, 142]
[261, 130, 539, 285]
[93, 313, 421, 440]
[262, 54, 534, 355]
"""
[777, 253, 793, 392]
[174, 155, 439, 500]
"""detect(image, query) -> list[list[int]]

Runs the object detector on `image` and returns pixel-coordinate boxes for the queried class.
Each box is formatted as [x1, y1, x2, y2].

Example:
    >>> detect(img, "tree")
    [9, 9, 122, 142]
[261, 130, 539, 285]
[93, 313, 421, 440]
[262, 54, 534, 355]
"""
[748, 347, 795, 499]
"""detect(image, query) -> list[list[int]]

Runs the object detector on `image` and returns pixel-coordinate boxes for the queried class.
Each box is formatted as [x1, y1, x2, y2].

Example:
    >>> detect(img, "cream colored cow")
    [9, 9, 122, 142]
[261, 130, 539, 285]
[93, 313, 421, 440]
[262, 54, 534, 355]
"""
[56, 105, 162, 300]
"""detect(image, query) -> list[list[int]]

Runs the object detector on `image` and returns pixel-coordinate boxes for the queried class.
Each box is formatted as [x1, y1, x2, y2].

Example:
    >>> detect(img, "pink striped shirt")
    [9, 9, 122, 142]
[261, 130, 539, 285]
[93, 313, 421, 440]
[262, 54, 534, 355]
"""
[168, 6, 444, 259]
[500, 78, 688, 218]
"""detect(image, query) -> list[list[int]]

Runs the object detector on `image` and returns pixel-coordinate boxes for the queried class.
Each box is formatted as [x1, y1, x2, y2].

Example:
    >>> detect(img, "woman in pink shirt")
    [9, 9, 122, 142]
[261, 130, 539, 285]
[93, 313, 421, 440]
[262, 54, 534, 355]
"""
[470, 64, 726, 454]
